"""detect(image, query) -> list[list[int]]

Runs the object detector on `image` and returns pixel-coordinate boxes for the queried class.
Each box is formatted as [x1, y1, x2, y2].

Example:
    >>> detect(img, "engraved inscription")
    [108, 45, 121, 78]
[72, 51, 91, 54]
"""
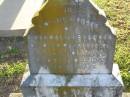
[28, 0, 116, 74]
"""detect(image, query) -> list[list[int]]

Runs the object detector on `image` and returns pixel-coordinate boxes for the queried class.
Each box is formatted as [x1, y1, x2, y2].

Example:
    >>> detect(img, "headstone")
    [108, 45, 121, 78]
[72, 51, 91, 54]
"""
[21, 0, 123, 97]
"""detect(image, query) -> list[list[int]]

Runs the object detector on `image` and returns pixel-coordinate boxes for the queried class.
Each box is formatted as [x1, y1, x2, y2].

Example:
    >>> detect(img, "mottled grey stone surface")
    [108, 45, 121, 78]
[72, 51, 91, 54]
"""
[9, 93, 130, 97]
[21, 0, 123, 97]
[21, 64, 123, 97]
[27, 0, 116, 74]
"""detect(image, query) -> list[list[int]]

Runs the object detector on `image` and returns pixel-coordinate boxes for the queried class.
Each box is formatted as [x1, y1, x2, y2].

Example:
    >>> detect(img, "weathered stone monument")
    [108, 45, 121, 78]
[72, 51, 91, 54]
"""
[21, 0, 123, 97]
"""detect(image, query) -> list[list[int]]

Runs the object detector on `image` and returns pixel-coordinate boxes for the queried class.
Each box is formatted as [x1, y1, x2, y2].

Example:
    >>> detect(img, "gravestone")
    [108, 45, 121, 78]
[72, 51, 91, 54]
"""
[21, 0, 123, 97]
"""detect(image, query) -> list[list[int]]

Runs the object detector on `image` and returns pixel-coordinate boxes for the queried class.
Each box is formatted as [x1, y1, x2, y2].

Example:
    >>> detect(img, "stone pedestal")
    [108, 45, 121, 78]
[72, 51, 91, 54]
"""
[21, 64, 123, 97]
[21, 0, 123, 97]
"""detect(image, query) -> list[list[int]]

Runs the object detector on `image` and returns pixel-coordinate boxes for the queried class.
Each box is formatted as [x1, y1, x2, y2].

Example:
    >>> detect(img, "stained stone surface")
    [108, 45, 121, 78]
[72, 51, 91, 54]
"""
[22, 87, 122, 97]
[9, 93, 130, 97]
[28, 0, 116, 74]
[21, 0, 123, 97]
[21, 64, 123, 97]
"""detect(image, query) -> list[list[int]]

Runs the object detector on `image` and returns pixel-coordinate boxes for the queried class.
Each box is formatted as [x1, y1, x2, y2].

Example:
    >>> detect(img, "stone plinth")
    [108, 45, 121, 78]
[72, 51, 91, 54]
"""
[21, 64, 123, 97]
[9, 93, 130, 97]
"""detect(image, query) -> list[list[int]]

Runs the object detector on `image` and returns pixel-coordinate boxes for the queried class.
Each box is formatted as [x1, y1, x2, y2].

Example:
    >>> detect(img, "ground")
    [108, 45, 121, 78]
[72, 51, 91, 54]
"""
[0, 37, 27, 97]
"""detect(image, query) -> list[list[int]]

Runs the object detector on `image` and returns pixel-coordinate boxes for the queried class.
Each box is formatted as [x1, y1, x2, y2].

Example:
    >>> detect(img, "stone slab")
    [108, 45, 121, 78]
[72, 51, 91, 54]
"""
[0, 0, 44, 36]
[21, 86, 123, 97]
[123, 93, 130, 97]
[21, 64, 123, 97]
[0, 29, 25, 37]
[9, 93, 130, 97]
[9, 93, 23, 97]
[21, 74, 122, 87]
[21, 64, 123, 87]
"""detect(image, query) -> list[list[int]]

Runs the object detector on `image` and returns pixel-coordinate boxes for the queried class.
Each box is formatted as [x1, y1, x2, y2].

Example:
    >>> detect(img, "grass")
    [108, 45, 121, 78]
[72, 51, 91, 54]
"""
[0, 40, 27, 95]
[93, 0, 130, 91]
[0, 61, 26, 77]
[0, 46, 27, 77]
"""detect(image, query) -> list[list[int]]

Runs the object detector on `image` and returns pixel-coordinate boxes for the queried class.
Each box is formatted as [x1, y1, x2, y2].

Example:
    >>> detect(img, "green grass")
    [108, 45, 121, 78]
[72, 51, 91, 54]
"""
[0, 39, 27, 95]
[0, 47, 27, 77]
[93, 0, 130, 91]
[0, 61, 26, 77]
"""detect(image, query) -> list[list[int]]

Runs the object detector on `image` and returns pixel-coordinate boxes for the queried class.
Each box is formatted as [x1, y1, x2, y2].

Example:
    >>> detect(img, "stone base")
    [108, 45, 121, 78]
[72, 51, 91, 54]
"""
[9, 93, 23, 97]
[21, 87, 123, 97]
[9, 93, 130, 97]
[21, 64, 123, 97]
